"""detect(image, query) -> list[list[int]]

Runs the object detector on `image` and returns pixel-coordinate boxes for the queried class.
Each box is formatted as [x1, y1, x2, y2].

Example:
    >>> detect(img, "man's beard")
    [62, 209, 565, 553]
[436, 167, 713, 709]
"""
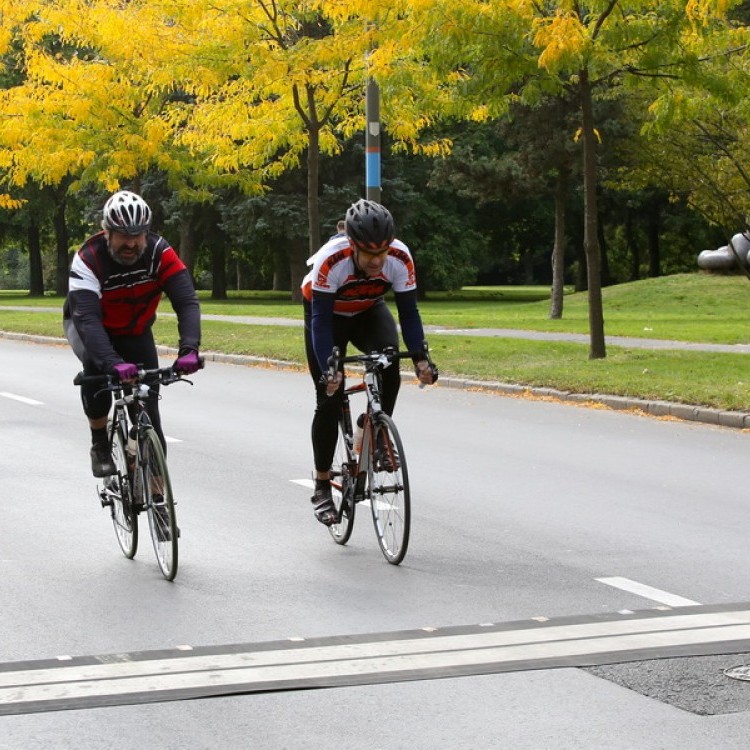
[107, 243, 142, 266]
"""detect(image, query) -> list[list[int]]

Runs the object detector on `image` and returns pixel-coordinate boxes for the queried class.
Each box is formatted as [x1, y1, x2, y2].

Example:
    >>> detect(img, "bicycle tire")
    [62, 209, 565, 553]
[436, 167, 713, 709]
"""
[368, 413, 410, 565]
[329, 418, 356, 545]
[141, 428, 178, 580]
[109, 422, 138, 559]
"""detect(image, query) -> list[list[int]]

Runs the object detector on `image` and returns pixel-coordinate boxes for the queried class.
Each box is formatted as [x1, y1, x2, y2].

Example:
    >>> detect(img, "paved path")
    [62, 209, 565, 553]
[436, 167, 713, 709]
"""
[3, 306, 750, 430]
[4, 306, 750, 353]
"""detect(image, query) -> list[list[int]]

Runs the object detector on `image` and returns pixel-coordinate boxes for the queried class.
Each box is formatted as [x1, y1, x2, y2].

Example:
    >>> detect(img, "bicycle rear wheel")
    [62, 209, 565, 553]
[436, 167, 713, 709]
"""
[329, 419, 356, 545]
[108, 422, 138, 559]
[140, 428, 178, 580]
[368, 413, 410, 564]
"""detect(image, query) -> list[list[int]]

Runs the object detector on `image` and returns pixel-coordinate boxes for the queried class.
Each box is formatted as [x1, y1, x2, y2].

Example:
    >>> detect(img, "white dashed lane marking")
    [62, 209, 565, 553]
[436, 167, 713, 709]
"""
[0, 392, 43, 406]
[596, 577, 701, 607]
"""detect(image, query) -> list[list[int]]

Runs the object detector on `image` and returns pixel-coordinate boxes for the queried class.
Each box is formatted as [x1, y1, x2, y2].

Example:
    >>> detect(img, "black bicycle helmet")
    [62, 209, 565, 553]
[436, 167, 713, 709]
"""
[102, 190, 152, 235]
[345, 199, 395, 251]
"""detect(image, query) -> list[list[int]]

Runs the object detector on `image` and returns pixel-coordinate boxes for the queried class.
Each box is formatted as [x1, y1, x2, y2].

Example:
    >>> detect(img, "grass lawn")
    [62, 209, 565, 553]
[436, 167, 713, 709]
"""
[3, 272, 750, 411]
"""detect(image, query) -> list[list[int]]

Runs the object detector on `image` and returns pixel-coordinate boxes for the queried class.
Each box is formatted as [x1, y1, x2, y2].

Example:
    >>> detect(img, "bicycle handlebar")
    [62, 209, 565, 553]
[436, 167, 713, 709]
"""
[326, 343, 433, 380]
[73, 362, 202, 390]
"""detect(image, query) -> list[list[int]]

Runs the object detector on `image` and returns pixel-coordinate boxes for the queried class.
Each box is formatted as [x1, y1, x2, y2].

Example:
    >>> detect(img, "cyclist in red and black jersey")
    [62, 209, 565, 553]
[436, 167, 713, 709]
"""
[63, 190, 202, 477]
[301, 199, 438, 526]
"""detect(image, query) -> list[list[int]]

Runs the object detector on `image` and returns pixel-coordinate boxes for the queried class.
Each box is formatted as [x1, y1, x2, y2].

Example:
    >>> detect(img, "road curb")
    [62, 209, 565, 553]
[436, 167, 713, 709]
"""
[3, 330, 749, 431]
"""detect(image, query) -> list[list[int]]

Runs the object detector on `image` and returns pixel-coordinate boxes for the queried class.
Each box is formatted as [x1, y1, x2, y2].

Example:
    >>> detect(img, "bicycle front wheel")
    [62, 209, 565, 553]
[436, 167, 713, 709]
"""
[368, 413, 410, 564]
[140, 428, 178, 580]
[329, 419, 356, 545]
[109, 422, 138, 559]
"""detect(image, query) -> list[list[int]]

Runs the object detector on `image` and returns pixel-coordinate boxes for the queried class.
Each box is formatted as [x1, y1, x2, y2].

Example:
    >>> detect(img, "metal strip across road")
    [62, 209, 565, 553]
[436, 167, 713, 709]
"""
[3, 603, 750, 715]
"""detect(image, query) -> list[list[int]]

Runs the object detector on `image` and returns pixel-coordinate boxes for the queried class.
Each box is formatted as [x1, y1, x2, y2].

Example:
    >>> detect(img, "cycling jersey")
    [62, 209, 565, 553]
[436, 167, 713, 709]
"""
[302, 236, 416, 313]
[64, 231, 200, 372]
[301, 236, 425, 372]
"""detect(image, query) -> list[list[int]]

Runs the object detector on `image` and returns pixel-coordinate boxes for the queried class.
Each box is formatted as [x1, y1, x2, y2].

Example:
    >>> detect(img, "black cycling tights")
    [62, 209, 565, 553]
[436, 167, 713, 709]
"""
[303, 299, 400, 473]
[79, 329, 166, 453]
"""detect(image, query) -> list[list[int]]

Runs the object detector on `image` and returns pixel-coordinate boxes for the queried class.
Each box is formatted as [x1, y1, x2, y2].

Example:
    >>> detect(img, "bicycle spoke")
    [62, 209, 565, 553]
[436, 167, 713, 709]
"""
[107, 422, 138, 559]
[329, 418, 356, 545]
[141, 429, 178, 580]
[368, 414, 410, 565]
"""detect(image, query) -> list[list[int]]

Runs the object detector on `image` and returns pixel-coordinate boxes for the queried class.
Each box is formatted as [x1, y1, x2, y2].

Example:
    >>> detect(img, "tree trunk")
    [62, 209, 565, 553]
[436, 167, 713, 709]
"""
[27, 219, 44, 297]
[273, 249, 290, 291]
[289, 236, 308, 303]
[211, 244, 227, 300]
[306, 93, 321, 257]
[647, 201, 661, 278]
[597, 214, 611, 287]
[549, 166, 568, 319]
[178, 211, 197, 276]
[625, 207, 641, 281]
[53, 195, 70, 296]
[579, 70, 606, 359]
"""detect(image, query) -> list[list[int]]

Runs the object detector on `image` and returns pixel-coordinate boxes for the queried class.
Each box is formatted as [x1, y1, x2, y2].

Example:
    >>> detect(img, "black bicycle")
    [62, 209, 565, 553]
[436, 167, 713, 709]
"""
[326, 345, 433, 565]
[74, 366, 198, 580]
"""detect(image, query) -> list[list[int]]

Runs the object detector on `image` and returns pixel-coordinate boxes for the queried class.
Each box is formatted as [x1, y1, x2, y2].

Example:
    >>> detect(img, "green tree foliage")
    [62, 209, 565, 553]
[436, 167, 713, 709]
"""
[385, 0, 746, 358]
[0, 0, 746, 306]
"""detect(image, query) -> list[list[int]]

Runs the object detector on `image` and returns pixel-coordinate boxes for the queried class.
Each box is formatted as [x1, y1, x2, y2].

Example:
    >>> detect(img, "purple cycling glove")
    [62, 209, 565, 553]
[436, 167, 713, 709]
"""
[174, 350, 202, 375]
[111, 362, 138, 382]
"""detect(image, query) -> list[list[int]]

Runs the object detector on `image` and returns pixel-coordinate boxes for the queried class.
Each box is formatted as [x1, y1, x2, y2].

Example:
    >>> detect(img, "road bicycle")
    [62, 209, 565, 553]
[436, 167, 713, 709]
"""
[326, 345, 433, 565]
[74, 366, 199, 580]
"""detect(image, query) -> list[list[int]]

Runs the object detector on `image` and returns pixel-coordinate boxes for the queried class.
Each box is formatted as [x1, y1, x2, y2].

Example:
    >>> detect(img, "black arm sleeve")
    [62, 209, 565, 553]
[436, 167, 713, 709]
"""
[394, 289, 427, 356]
[67, 289, 123, 372]
[164, 269, 201, 354]
[311, 290, 336, 373]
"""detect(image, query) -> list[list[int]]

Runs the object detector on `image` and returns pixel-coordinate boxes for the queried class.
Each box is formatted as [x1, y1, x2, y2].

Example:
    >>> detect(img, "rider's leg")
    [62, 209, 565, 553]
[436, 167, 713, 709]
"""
[304, 300, 351, 525]
[65, 317, 115, 474]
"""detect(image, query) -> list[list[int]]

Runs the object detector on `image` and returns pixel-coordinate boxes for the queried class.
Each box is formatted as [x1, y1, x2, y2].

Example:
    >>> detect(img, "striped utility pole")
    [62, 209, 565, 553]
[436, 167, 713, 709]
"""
[365, 78, 381, 203]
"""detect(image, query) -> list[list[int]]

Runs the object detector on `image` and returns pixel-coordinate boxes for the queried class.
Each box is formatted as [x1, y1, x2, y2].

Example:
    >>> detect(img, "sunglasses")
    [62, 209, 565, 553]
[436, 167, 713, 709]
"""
[353, 242, 390, 257]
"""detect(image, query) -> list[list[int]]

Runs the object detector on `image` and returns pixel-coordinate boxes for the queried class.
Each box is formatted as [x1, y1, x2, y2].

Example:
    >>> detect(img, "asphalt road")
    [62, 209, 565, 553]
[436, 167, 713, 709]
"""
[3, 338, 750, 748]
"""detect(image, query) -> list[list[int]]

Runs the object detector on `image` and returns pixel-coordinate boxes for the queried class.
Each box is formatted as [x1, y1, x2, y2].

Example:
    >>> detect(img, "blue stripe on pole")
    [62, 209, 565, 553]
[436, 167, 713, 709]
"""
[366, 150, 380, 188]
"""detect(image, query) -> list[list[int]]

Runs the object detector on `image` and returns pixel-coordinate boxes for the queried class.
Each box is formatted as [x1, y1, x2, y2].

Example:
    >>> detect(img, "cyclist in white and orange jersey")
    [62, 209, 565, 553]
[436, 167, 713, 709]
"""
[301, 199, 438, 526]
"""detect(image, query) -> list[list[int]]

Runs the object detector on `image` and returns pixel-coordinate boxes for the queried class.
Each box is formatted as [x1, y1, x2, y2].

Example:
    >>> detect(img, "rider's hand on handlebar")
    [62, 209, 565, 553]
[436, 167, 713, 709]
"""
[325, 371, 343, 396]
[415, 359, 438, 386]
[173, 349, 202, 375]
[111, 362, 138, 383]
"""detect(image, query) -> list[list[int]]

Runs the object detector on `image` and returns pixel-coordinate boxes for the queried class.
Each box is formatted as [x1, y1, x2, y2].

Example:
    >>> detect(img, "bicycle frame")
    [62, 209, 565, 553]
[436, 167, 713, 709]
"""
[338, 353, 394, 486]
[74, 365, 200, 579]
[327, 346, 421, 564]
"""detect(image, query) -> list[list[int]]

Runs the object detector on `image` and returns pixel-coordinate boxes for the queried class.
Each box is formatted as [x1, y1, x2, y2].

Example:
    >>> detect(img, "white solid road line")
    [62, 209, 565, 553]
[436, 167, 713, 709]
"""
[291, 478, 314, 489]
[596, 576, 701, 607]
[0, 391, 43, 406]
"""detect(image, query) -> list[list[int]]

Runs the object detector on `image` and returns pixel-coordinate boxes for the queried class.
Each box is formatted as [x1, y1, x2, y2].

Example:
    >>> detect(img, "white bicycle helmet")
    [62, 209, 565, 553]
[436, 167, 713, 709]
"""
[102, 190, 152, 235]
